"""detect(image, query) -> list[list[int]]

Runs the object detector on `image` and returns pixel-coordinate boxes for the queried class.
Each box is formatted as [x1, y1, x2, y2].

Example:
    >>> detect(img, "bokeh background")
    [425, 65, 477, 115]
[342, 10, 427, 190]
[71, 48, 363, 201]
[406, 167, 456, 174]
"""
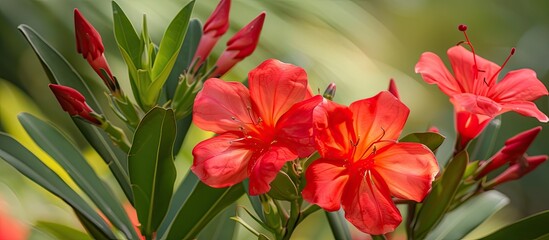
[1, 0, 548, 239]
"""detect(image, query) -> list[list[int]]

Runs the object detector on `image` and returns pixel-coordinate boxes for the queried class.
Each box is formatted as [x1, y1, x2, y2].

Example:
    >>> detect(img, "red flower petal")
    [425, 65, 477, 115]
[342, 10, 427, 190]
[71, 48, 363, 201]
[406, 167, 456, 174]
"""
[374, 143, 438, 201]
[302, 158, 349, 211]
[191, 133, 252, 188]
[193, 78, 257, 134]
[247, 145, 297, 195]
[447, 46, 500, 95]
[500, 101, 549, 122]
[415, 51, 462, 96]
[277, 95, 323, 158]
[450, 93, 501, 117]
[313, 99, 355, 160]
[249, 59, 310, 127]
[455, 110, 493, 147]
[490, 69, 548, 103]
[349, 91, 409, 162]
[342, 170, 402, 235]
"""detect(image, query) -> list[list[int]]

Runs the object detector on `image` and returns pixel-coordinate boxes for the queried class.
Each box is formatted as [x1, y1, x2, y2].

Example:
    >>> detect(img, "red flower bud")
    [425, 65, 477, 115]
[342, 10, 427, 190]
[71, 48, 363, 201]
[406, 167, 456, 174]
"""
[475, 127, 542, 179]
[74, 8, 119, 94]
[427, 126, 440, 133]
[210, 12, 265, 77]
[387, 78, 400, 99]
[486, 155, 547, 188]
[49, 84, 101, 125]
[192, 0, 231, 70]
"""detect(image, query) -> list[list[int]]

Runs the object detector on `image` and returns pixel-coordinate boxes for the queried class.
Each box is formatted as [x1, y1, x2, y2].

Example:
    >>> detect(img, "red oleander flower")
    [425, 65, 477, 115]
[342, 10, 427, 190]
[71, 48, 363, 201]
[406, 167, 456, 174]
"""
[49, 84, 101, 125]
[74, 8, 119, 94]
[210, 12, 266, 77]
[475, 127, 541, 179]
[0, 198, 28, 240]
[415, 25, 548, 148]
[192, 59, 321, 195]
[192, 0, 231, 70]
[302, 91, 439, 235]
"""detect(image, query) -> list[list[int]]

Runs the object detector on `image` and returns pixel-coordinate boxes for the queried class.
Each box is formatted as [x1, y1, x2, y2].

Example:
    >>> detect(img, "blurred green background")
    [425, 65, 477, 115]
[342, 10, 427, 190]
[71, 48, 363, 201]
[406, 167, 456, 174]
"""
[1, 0, 548, 239]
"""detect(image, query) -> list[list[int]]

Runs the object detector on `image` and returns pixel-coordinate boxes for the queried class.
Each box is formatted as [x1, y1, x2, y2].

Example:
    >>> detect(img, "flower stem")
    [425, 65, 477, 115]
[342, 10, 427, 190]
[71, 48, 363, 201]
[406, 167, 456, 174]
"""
[101, 120, 131, 152]
[282, 199, 301, 240]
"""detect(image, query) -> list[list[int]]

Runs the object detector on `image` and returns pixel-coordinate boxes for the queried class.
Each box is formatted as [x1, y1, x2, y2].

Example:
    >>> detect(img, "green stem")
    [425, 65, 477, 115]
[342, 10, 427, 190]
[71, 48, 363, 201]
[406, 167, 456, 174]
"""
[299, 204, 321, 224]
[101, 120, 131, 153]
[282, 199, 301, 240]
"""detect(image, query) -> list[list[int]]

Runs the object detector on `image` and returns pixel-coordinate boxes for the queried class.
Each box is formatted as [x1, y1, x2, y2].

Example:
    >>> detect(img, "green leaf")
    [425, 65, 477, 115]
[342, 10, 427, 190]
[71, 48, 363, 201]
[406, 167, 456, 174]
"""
[0, 133, 115, 239]
[400, 132, 446, 152]
[112, 1, 144, 108]
[479, 210, 549, 240]
[129, 107, 177, 237]
[35, 221, 93, 240]
[267, 171, 298, 201]
[325, 210, 352, 240]
[146, 0, 195, 107]
[17, 24, 132, 203]
[426, 191, 509, 240]
[164, 19, 202, 100]
[413, 151, 468, 239]
[243, 179, 266, 223]
[160, 172, 245, 240]
[74, 210, 112, 240]
[18, 113, 138, 239]
[198, 203, 237, 239]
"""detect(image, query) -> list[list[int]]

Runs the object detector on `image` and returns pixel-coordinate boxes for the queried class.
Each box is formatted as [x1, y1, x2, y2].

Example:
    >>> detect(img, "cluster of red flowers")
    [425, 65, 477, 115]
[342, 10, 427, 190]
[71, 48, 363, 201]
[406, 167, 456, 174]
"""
[191, 24, 548, 235]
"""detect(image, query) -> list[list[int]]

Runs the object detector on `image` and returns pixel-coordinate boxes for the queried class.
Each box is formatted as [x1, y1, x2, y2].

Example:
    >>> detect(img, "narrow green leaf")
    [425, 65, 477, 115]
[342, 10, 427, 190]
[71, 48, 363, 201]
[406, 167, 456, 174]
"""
[112, 1, 142, 81]
[243, 179, 266, 223]
[0, 133, 115, 239]
[325, 210, 352, 240]
[147, 0, 195, 107]
[164, 19, 202, 100]
[18, 113, 138, 239]
[426, 191, 509, 240]
[400, 132, 446, 152]
[129, 107, 177, 237]
[74, 210, 112, 240]
[17, 24, 132, 203]
[160, 172, 244, 240]
[35, 221, 93, 240]
[198, 203, 237, 239]
[413, 151, 468, 239]
[479, 210, 549, 240]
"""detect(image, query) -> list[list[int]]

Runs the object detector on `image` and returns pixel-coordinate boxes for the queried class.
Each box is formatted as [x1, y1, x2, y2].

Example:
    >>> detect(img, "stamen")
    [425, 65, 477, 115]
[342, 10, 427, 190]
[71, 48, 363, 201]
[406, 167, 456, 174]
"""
[458, 24, 481, 81]
[357, 127, 386, 160]
[487, 47, 516, 84]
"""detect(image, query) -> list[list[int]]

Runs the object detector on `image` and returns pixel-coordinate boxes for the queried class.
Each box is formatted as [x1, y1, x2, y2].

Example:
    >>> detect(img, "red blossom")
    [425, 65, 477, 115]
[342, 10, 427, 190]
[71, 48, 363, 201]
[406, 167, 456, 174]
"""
[74, 8, 118, 94]
[192, 0, 231, 70]
[486, 155, 547, 188]
[210, 12, 266, 77]
[416, 32, 548, 148]
[191, 59, 321, 195]
[0, 198, 28, 240]
[302, 91, 439, 235]
[49, 84, 101, 125]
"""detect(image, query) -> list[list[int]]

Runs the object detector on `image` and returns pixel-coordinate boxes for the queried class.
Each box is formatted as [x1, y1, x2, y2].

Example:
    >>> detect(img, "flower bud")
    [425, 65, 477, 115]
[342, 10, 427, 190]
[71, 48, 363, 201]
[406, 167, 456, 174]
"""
[74, 8, 120, 95]
[475, 127, 541, 179]
[323, 83, 336, 101]
[49, 84, 101, 125]
[388, 78, 400, 99]
[485, 155, 547, 189]
[210, 12, 265, 77]
[192, 0, 231, 70]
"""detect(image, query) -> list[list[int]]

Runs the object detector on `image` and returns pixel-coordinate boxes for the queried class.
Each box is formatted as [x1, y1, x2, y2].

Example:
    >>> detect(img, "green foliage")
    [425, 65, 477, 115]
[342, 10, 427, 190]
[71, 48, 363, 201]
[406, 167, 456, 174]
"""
[18, 113, 138, 239]
[479, 210, 549, 240]
[400, 132, 446, 152]
[413, 151, 468, 239]
[18, 24, 133, 203]
[129, 107, 177, 237]
[426, 191, 509, 240]
[160, 172, 245, 240]
[325, 210, 352, 240]
[0, 133, 115, 239]
[35, 221, 93, 240]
